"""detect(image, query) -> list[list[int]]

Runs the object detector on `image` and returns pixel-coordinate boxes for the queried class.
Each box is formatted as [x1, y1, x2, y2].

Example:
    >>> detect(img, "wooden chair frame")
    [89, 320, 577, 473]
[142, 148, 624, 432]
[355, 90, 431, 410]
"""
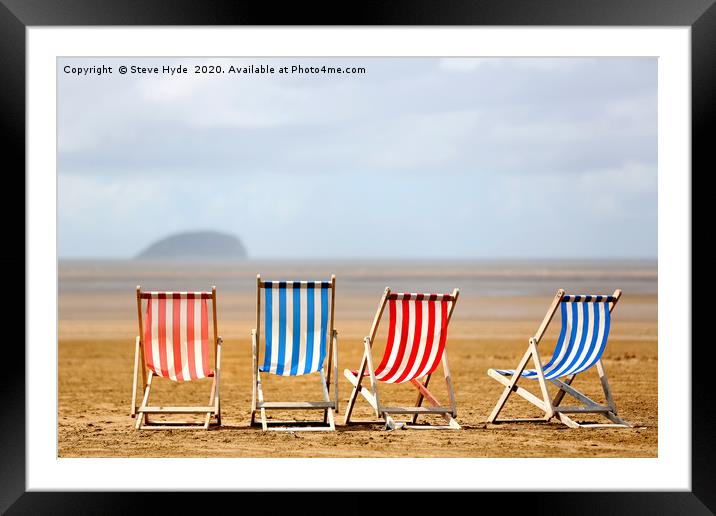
[131, 286, 222, 430]
[250, 274, 339, 432]
[486, 288, 630, 428]
[343, 287, 461, 430]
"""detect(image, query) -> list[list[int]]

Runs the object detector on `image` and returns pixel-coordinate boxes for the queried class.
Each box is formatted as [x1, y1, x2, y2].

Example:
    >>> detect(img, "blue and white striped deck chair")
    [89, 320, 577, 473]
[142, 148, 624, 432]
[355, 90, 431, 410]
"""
[250, 274, 338, 431]
[486, 289, 630, 428]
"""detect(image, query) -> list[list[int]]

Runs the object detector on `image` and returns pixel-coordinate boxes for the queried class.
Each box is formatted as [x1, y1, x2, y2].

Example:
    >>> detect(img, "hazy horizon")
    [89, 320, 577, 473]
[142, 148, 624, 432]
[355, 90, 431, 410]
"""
[58, 257, 657, 298]
[58, 255, 658, 263]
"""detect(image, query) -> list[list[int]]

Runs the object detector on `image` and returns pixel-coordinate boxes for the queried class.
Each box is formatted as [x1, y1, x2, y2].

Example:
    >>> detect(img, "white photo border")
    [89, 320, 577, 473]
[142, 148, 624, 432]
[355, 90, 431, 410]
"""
[28, 26, 689, 491]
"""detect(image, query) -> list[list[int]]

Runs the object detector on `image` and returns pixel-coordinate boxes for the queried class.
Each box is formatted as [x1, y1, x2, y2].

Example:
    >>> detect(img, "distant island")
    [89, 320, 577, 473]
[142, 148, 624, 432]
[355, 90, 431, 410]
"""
[136, 231, 247, 261]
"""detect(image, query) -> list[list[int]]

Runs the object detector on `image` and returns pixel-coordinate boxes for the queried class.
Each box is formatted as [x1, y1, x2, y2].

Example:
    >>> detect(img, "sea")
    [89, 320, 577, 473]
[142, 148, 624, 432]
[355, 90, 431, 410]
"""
[58, 259, 657, 297]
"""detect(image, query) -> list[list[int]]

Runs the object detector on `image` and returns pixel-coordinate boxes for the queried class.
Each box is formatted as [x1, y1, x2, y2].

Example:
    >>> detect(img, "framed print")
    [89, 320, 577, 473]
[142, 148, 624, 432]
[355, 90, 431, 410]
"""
[3, 0, 711, 513]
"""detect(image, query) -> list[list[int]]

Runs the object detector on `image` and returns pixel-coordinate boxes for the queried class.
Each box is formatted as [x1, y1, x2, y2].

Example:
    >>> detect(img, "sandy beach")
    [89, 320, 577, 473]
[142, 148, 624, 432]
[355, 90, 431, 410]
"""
[58, 260, 657, 458]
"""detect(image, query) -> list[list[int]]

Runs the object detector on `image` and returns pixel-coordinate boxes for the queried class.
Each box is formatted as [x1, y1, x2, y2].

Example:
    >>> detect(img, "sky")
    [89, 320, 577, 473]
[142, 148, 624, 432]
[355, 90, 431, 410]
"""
[57, 57, 657, 259]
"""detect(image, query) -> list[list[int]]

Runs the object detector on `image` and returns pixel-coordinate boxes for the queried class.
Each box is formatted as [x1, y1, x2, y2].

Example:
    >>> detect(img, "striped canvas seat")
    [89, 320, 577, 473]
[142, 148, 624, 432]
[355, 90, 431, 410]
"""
[495, 295, 615, 381]
[142, 292, 214, 382]
[487, 289, 629, 428]
[486, 289, 629, 428]
[367, 293, 454, 384]
[343, 287, 460, 430]
[133, 286, 222, 430]
[251, 275, 338, 431]
[259, 281, 331, 376]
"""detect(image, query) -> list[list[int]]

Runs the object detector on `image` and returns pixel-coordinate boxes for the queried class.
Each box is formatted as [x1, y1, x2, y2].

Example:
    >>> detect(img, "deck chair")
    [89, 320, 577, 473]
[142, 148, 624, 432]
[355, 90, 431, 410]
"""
[131, 286, 222, 430]
[343, 287, 460, 430]
[486, 289, 630, 428]
[251, 274, 339, 431]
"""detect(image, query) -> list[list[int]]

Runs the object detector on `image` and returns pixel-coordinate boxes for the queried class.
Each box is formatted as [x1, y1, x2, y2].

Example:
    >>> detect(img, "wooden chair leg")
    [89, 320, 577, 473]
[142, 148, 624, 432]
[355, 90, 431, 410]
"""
[384, 413, 400, 430]
[487, 345, 533, 423]
[256, 370, 268, 431]
[487, 338, 554, 423]
[320, 370, 330, 425]
[216, 396, 221, 426]
[408, 378, 460, 428]
[552, 370, 631, 428]
[131, 336, 141, 417]
[213, 337, 222, 426]
[260, 409, 268, 431]
[325, 332, 334, 401]
[411, 375, 431, 424]
[552, 374, 576, 407]
[363, 338, 382, 419]
[596, 360, 617, 412]
[135, 372, 154, 430]
[332, 331, 339, 414]
[343, 338, 384, 426]
[550, 378, 602, 408]
[442, 350, 458, 418]
[205, 376, 217, 429]
[549, 378, 631, 428]
[343, 368, 362, 425]
[342, 368, 385, 427]
[326, 408, 336, 431]
[321, 369, 337, 430]
[251, 330, 259, 427]
[343, 349, 369, 424]
[528, 340, 554, 419]
[556, 413, 581, 428]
[604, 411, 630, 427]
[487, 369, 551, 420]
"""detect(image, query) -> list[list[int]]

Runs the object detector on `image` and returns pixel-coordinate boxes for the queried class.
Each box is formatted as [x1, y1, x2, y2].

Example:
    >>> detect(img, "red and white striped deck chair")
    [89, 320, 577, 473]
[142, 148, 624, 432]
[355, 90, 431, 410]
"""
[343, 287, 460, 430]
[131, 286, 222, 430]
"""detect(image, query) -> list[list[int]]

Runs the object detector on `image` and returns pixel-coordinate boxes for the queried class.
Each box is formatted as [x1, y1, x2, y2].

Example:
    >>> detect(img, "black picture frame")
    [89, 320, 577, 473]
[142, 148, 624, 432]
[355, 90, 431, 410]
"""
[2, 1, 709, 513]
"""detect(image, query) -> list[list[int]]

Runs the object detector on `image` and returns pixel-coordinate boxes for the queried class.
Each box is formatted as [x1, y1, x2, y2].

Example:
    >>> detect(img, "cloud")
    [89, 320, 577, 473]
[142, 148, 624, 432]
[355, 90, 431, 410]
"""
[438, 58, 488, 72]
[438, 57, 586, 73]
[57, 57, 657, 258]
